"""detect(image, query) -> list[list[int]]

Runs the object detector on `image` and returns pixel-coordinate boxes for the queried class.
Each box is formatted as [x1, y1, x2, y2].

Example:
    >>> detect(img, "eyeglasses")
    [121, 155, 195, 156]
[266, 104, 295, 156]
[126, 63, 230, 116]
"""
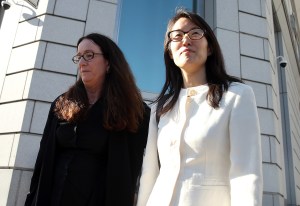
[168, 28, 205, 42]
[72, 51, 103, 64]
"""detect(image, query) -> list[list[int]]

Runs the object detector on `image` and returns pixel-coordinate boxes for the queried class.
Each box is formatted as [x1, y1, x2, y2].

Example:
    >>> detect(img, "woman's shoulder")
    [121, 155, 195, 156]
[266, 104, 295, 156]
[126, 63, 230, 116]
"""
[228, 82, 254, 95]
[224, 82, 256, 103]
[222, 82, 257, 108]
[48, 93, 66, 114]
[51, 92, 67, 104]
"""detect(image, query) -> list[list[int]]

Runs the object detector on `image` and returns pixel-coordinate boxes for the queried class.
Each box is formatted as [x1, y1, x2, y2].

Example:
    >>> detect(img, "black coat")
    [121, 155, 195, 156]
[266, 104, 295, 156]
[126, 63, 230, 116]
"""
[25, 99, 150, 206]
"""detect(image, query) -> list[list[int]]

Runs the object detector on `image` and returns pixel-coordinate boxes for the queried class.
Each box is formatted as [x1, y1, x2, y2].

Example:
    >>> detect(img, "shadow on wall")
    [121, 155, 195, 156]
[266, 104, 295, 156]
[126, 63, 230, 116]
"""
[13, 0, 42, 26]
[5, 169, 32, 205]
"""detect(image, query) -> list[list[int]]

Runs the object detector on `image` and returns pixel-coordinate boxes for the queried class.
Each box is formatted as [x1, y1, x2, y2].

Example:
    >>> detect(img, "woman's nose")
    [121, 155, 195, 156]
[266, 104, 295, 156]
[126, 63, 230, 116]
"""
[78, 57, 88, 65]
[182, 34, 192, 45]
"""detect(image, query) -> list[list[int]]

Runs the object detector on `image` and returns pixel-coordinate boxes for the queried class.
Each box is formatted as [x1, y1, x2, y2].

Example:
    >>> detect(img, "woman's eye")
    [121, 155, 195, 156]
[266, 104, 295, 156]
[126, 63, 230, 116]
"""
[85, 53, 93, 59]
[173, 33, 183, 39]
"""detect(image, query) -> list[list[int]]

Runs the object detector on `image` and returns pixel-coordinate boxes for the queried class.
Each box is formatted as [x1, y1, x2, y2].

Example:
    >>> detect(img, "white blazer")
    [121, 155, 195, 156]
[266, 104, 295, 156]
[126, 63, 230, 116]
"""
[137, 82, 263, 206]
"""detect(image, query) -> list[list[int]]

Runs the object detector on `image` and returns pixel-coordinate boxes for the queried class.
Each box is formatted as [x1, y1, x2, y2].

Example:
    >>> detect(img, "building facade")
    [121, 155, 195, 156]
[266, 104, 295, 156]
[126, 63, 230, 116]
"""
[0, 0, 299, 205]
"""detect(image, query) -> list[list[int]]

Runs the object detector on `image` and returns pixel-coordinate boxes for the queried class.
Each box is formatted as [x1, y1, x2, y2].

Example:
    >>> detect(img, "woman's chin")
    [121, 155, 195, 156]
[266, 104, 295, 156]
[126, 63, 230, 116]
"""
[81, 77, 92, 85]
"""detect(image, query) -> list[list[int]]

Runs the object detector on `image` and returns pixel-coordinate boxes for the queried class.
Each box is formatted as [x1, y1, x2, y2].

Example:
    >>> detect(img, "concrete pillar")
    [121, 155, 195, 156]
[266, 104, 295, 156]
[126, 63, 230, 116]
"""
[0, 0, 118, 205]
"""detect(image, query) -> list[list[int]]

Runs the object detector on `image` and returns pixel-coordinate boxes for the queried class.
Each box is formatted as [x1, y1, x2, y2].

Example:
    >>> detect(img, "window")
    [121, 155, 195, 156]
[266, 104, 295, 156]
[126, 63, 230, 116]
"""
[117, 1, 195, 93]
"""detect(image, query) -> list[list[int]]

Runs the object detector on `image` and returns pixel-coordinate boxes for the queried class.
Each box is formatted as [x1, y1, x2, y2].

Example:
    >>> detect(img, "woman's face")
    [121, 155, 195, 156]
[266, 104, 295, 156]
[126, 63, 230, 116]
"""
[76, 39, 109, 88]
[168, 17, 210, 74]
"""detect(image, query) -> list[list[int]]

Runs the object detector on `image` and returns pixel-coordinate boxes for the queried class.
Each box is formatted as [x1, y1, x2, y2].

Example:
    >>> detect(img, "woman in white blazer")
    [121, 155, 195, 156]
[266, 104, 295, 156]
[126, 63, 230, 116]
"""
[136, 9, 263, 206]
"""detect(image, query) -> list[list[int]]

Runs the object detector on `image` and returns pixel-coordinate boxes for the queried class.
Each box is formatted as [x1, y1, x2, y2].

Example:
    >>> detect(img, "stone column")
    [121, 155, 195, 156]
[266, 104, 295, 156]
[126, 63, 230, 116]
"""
[0, 0, 118, 205]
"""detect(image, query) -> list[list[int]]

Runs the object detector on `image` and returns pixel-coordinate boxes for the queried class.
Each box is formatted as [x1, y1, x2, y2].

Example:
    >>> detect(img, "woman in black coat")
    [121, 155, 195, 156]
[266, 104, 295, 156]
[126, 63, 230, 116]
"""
[25, 33, 150, 206]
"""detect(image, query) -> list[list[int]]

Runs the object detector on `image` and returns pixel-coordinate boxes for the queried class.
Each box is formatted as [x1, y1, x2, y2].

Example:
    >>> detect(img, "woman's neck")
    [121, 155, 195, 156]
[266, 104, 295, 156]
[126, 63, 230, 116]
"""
[182, 71, 207, 88]
[85, 86, 102, 105]
[180, 65, 207, 88]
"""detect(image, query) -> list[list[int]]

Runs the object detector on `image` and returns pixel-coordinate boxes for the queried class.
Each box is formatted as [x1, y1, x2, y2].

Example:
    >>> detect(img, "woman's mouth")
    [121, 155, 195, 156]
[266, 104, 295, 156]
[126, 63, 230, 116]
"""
[180, 48, 192, 55]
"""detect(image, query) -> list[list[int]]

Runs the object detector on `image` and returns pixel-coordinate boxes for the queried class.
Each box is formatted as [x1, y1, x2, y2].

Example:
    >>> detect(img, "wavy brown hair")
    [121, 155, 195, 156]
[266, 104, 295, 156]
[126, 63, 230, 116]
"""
[155, 9, 242, 118]
[55, 33, 144, 132]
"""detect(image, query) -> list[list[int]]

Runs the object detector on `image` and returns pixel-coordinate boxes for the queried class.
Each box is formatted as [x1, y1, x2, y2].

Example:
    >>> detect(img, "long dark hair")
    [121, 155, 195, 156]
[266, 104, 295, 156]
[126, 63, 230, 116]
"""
[55, 33, 144, 132]
[155, 9, 242, 118]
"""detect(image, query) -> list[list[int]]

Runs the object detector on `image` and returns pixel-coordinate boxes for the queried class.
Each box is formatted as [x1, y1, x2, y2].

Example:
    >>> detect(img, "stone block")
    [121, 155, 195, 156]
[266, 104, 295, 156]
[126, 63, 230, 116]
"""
[241, 56, 272, 84]
[9, 134, 41, 169]
[37, 15, 85, 46]
[262, 193, 273, 206]
[240, 34, 264, 59]
[215, 0, 238, 32]
[239, 0, 262, 16]
[23, 70, 76, 102]
[245, 81, 268, 108]
[216, 28, 240, 77]
[16, 171, 33, 206]
[239, 12, 268, 38]
[0, 101, 34, 133]
[30, 101, 51, 134]
[261, 135, 271, 163]
[7, 42, 46, 73]
[0, 134, 14, 167]
[263, 163, 284, 194]
[85, 1, 117, 38]
[54, 0, 89, 21]
[0, 72, 27, 102]
[14, 18, 40, 47]
[43, 43, 77, 75]
[257, 108, 276, 136]
[0, 169, 13, 206]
